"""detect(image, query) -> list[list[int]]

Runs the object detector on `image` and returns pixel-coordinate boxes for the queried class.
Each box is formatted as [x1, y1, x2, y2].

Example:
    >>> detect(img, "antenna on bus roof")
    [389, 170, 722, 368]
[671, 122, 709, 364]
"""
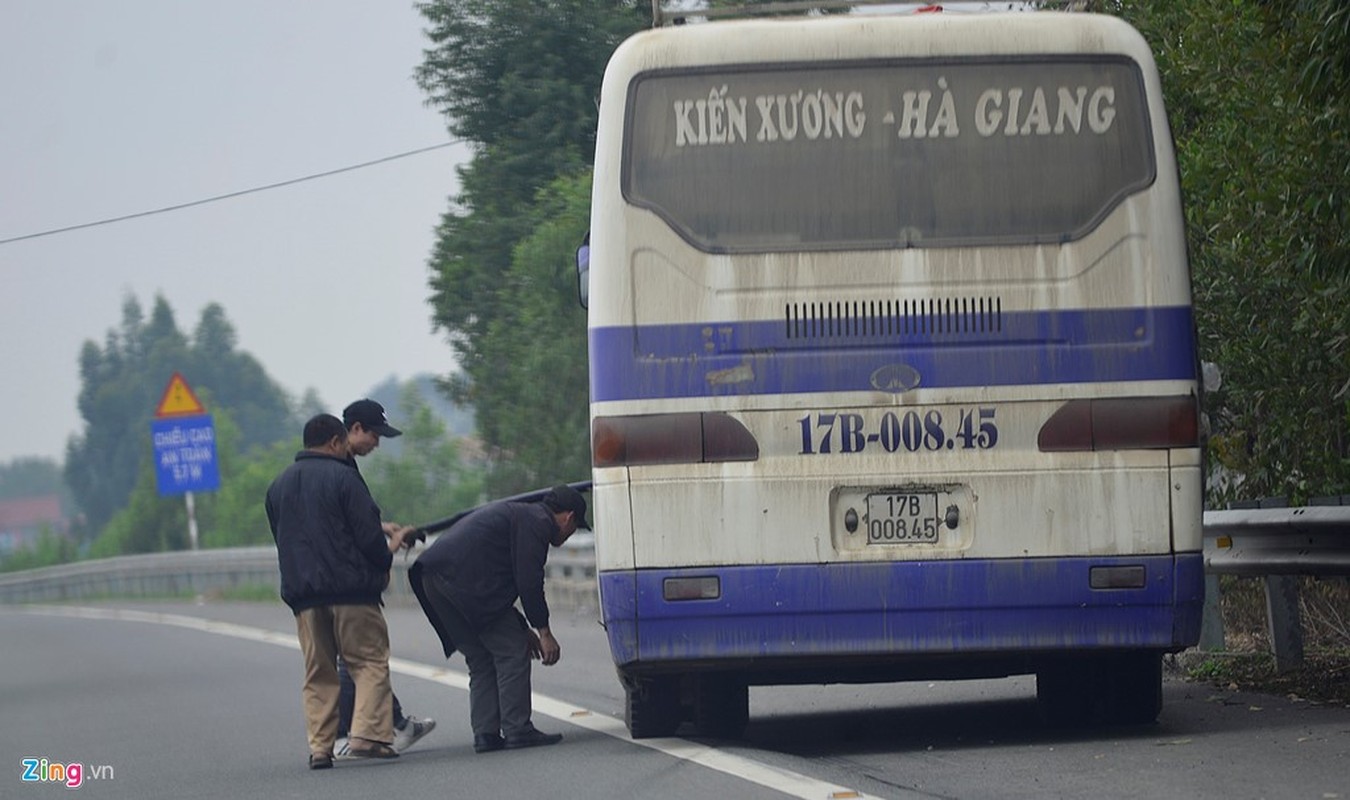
[650, 0, 926, 28]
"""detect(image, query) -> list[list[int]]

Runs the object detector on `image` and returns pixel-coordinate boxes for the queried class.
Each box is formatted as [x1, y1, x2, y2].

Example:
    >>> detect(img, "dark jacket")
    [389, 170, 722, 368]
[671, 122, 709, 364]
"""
[265, 450, 393, 614]
[413, 501, 557, 633]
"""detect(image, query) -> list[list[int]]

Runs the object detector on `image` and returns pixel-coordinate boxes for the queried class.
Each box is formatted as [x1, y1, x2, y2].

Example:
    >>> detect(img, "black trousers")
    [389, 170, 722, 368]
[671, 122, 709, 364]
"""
[415, 571, 536, 738]
[337, 656, 405, 738]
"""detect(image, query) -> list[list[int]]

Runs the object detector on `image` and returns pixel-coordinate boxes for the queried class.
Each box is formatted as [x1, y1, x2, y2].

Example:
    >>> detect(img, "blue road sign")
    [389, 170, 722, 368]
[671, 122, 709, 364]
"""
[152, 414, 220, 496]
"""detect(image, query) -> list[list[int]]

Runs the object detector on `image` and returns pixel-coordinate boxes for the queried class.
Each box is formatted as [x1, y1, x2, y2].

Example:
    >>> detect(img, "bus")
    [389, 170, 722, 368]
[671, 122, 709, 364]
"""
[580, 3, 1203, 738]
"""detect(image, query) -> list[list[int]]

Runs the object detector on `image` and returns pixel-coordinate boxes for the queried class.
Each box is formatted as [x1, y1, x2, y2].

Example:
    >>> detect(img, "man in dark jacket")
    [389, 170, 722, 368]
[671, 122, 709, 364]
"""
[410, 484, 589, 753]
[331, 398, 435, 758]
[265, 413, 413, 769]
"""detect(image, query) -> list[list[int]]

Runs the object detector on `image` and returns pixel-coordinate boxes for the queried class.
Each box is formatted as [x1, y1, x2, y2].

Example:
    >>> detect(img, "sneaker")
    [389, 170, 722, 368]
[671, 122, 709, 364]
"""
[309, 752, 333, 770]
[346, 739, 399, 759]
[392, 714, 436, 753]
[333, 737, 353, 761]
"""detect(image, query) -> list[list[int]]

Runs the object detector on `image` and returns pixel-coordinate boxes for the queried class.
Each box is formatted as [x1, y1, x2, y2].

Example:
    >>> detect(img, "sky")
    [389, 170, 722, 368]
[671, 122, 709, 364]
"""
[0, 2, 473, 464]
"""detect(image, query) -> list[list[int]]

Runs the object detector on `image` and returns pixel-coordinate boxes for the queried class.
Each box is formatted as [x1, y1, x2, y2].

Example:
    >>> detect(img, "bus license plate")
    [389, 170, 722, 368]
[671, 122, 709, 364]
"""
[866, 491, 940, 545]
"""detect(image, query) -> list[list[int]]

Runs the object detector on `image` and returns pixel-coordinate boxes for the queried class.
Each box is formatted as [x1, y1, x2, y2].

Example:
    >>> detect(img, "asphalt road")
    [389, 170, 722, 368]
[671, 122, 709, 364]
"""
[2, 599, 1347, 799]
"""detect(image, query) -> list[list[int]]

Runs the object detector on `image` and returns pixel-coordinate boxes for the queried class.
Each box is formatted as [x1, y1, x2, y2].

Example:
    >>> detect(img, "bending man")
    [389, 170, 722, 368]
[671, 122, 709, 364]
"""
[410, 484, 588, 753]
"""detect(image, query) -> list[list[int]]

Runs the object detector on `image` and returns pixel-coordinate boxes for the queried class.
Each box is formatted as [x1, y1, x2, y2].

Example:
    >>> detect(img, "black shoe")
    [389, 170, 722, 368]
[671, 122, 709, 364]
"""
[503, 729, 563, 749]
[473, 733, 505, 753]
[309, 752, 333, 770]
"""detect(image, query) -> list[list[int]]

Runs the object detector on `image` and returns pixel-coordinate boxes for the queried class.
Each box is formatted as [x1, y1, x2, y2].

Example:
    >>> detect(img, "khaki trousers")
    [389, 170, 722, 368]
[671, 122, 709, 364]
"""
[295, 604, 393, 756]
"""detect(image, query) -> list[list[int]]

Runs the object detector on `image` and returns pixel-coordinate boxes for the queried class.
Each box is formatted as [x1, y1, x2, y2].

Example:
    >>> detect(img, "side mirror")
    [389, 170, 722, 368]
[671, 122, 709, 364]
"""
[575, 239, 590, 309]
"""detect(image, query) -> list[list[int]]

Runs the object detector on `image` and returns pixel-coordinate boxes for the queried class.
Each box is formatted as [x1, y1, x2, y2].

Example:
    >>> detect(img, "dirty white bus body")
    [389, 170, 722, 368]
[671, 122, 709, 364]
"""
[582, 7, 1203, 739]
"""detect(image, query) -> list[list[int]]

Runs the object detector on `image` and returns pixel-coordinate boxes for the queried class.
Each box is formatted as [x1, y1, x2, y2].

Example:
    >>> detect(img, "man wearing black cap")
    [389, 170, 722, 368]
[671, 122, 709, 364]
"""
[342, 398, 403, 455]
[409, 484, 589, 752]
[331, 398, 437, 758]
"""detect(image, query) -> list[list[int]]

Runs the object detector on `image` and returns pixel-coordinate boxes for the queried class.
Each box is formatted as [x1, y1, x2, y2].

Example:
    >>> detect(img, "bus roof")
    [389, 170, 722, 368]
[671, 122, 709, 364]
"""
[649, 2, 1073, 27]
[609, 12, 1155, 75]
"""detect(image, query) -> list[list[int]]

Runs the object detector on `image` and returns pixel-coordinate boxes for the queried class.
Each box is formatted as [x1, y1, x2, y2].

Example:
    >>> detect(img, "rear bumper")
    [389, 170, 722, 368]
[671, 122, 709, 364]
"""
[600, 554, 1204, 679]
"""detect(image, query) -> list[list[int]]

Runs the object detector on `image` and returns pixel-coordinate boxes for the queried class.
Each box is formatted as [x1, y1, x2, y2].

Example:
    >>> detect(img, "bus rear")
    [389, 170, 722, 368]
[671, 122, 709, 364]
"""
[584, 9, 1203, 738]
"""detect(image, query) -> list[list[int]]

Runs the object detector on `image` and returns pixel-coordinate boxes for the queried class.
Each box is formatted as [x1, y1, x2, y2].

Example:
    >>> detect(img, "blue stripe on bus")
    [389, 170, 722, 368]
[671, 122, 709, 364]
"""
[589, 305, 1195, 402]
[598, 555, 1204, 667]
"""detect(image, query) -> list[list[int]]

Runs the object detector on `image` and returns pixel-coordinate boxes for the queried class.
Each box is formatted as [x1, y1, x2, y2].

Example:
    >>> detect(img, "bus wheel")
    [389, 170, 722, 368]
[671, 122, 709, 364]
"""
[624, 675, 682, 739]
[1038, 652, 1163, 727]
[692, 675, 749, 739]
[1037, 662, 1094, 728]
[1102, 651, 1163, 725]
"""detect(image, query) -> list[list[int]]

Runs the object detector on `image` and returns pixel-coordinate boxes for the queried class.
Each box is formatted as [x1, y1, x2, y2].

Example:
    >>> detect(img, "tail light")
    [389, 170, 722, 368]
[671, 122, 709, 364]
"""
[1038, 396, 1198, 452]
[593, 412, 759, 467]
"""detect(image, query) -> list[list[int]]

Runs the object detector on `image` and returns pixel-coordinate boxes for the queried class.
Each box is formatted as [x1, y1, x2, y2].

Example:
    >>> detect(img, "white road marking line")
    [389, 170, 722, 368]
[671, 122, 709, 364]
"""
[18, 604, 879, 800]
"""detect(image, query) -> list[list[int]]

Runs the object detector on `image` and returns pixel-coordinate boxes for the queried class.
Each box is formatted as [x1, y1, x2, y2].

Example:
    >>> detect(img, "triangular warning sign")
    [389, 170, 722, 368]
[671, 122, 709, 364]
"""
[155, 372, 207, 417]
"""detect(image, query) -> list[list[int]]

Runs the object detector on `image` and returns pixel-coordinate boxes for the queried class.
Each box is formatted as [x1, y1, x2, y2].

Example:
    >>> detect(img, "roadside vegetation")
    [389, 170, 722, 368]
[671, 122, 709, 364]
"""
[1178, 576, 1350, 705]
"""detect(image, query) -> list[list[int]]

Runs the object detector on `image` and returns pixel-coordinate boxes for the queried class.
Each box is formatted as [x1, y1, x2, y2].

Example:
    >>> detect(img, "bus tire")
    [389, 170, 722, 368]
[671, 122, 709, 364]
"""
[1036, 662, 1094, 728]
[624, 675, 682, 739]
[692, 675, 749, 739]
[1038, 652, 1163, 727]
[1103, 651, 1163, 725]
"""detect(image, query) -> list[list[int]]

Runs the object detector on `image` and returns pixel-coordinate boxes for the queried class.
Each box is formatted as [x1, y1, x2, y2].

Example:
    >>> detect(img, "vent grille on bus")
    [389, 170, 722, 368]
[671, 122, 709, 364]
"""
[785, 298, 1003, 340]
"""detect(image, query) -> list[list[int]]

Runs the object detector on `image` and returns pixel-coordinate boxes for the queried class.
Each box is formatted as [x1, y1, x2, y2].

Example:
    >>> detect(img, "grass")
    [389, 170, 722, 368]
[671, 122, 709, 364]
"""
[208, 583, 281, 602]
[27, 583, 280, 605]
[1178, 650, 1350, 705]
[1177, 576, 1350, 706]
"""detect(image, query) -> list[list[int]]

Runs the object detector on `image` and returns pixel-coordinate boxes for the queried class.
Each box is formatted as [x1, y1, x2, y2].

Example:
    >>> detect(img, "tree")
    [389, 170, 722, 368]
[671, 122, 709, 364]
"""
[416, 0, 646, 493]
[472, 173, 593, 493]
[362, 383, 484, 526]
[0, 527, 76, 574]
[88, 453, 188, 558]
[1111, 0, 1350, 502]
[188, 303, 296, 452]
[65, 294, 301, 539]
[65, 298, 169, 540]
[0, 457, 72, 507]
[295, 388, 327, 422]
[199, 438, 295, 549]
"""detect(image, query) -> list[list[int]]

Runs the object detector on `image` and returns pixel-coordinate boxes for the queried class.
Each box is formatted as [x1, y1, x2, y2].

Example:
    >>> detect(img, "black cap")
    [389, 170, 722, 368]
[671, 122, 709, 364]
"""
[342, 399, 402, 438]
[546, 483, 590, 530]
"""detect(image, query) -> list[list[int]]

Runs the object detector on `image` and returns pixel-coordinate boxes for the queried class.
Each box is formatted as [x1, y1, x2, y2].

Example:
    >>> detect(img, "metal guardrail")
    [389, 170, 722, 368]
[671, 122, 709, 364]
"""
[0, 547, 281, 605]
[3, 505, 1345, 670]
[0, 542, 598, 613]
[1201, 503, 1350, 671]
[1203, 506, 1350, 576]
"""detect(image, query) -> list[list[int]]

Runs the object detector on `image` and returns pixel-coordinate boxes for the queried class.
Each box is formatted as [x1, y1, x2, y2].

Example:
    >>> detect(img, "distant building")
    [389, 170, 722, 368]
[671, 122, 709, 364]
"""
[0, 495, 67, 556]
